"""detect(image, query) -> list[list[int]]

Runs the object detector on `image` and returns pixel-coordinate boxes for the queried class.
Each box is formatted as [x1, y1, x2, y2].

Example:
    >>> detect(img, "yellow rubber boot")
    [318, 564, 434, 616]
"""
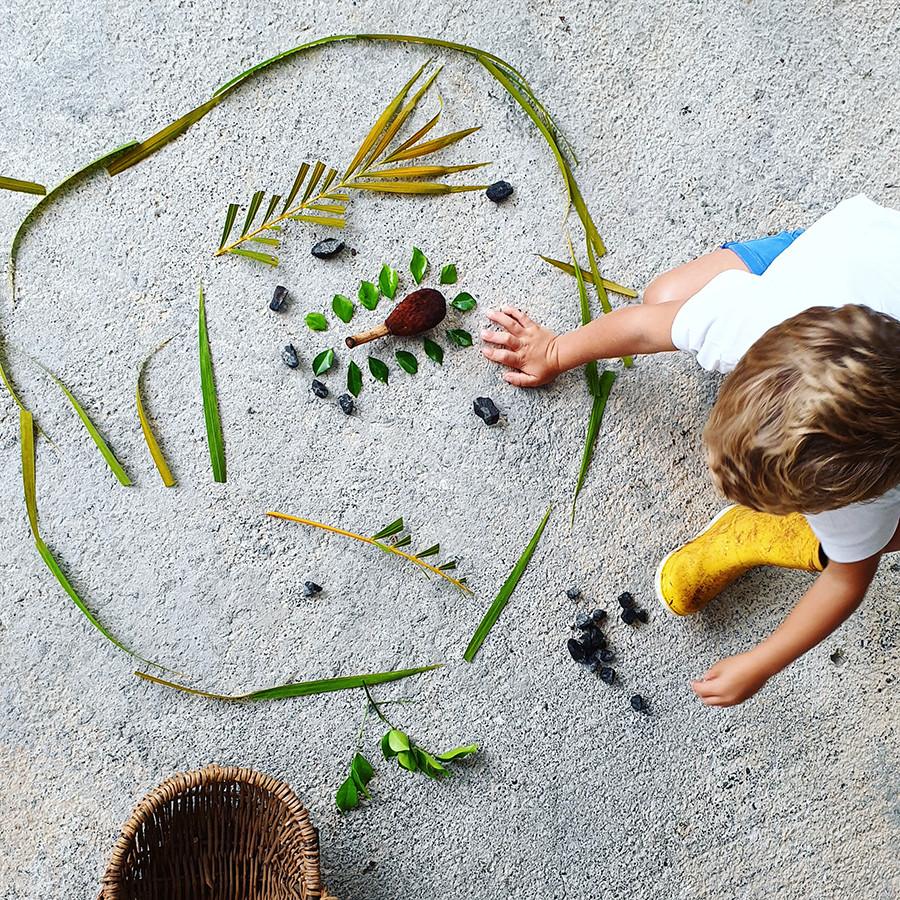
[656, 505, 824, 616]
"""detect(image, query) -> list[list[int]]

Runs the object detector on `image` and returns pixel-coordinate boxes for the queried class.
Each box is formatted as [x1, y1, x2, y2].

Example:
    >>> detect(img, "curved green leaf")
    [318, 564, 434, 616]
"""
[332, 294, 354, 323]
[305, 312, 329, 332]
[439, 264, 458, 284]
[378, 264, 399, 299]
[464, 505, 552, 662]
[395, 350, 418, 374]
[358, 281, 380, 310]
[423, 338, 443, 365]
[410, 247, 428, 284]
[347, 360, 363, 397]
[199, 285, 226, 483]
[451, 292, 477, 312]
[312, 348, 336, 376]
[446, 328, 473, 348]
[368, 357, 389, 384]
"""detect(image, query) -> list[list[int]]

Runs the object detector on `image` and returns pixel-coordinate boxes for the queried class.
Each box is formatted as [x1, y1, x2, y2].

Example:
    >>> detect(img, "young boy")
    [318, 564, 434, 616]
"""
[481, 195, 900, 707]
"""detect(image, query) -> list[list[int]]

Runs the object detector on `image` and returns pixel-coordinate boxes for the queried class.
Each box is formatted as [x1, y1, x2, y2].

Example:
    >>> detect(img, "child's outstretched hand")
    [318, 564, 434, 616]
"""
[481, 306, 560, 387]
[691, 651, 770, 707]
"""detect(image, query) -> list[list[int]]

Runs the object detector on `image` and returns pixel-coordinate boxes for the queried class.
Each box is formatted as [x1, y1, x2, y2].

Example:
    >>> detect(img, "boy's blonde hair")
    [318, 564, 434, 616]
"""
[704, 304, 900, 515]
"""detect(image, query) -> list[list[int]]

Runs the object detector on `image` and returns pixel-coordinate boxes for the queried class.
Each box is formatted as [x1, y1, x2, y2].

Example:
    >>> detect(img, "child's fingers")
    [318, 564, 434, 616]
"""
[690, 677, 718, 698]
[500, 306, 532, 328]
[486, 308, 523, 334]
[503, 370, 539, 387]
[481, 329, 520, 350]
[481, 346, 520, 368]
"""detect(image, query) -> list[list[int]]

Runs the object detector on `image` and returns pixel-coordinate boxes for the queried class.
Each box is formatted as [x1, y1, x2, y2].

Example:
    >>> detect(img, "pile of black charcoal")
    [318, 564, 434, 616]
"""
[565, 587, 651, 714]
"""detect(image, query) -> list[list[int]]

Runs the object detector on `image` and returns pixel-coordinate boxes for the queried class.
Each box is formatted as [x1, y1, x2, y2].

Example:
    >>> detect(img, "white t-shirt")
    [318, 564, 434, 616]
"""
[671, 195, 900, 562]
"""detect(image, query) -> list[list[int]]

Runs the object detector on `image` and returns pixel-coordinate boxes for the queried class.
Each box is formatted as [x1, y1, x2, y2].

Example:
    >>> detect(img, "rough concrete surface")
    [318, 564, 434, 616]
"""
[1, 1, 898, 898]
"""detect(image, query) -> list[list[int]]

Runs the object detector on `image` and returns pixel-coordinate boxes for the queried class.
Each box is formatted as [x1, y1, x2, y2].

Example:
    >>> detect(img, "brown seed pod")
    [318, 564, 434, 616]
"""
[345, 288, 446, 348]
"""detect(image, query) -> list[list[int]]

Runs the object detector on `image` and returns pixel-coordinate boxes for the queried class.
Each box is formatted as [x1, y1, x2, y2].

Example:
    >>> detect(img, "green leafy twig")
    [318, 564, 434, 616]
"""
[267, 512, 471, 593]
[464, 505, 552, 662]
[572, 371, 616, 523]
[198, 286, 226, 483]
[135, 663, 441, 702]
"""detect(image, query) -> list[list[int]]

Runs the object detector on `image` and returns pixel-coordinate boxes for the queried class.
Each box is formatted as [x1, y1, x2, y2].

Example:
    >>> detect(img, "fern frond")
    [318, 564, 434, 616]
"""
[216, 64, 488, 266]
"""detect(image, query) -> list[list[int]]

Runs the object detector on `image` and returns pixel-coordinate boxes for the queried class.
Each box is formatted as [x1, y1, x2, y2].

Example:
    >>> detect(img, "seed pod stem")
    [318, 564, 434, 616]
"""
[346, 324, 390, 348]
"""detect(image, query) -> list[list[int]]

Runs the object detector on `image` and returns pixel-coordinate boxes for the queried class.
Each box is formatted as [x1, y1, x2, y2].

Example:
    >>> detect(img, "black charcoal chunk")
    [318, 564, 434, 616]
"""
[486, 180, 514, 202]
[473, 397, 500, 425]
[282, 344, 299, 369]
[311, 238, 345, 259]
[269, 285, 289, 311]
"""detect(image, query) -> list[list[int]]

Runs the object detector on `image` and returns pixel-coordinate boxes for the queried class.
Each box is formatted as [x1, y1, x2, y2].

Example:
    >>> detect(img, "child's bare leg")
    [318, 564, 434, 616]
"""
[643, 249, 749, 305]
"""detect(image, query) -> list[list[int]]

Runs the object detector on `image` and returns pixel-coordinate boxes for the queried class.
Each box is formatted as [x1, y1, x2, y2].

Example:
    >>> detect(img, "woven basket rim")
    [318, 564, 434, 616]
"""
[100, 762, 334, 900]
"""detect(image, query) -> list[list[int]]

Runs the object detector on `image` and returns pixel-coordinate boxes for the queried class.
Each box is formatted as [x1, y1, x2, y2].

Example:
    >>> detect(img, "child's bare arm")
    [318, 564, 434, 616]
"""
[691, 557, 879, 707]
[481, 300, 686, 387]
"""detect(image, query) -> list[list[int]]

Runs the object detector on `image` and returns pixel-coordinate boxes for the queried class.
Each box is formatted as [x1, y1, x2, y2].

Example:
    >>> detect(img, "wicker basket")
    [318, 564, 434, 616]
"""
[100, 764, 336, 900]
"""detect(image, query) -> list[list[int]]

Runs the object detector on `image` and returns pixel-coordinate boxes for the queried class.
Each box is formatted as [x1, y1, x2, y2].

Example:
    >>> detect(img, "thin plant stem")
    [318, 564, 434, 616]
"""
[266, 511, 472, 593]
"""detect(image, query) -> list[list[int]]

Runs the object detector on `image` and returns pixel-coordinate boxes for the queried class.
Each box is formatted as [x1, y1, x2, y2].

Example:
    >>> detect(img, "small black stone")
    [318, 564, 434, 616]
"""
[630, 694, 649, 713]
[565, 586, 582, 600]
[621, 608, 638, 625]
[598, 648, 616, 663]
[311, 379, 329, 398]
[574, 611, 592, 630]
[636, 608, 649, 624]
[599, 666, 616, 685]
[269, 285, 288, 311]
[303, 581, 323, 597]
[311, 238, 345, 259]
[338, 393, 355, 415]
[473, 397, 500, 425]
[567, 637, 588, 662]
[583, 628, 606, 651]
[281, 343, 299, 369]
[618, 591, 635, 608]
[590, 608, 607, 624]
[486, 180, 514, 202]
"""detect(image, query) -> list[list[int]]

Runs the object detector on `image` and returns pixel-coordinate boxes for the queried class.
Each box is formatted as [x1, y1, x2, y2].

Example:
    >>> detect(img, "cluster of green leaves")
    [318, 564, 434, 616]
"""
[215, 63, 489, 267]
[336, 690, 478, 813]
[380, 728, 477, 780]
[301, 249, 476, 398]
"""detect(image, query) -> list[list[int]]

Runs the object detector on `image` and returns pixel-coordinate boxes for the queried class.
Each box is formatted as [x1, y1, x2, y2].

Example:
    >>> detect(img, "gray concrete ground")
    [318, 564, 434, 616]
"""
[1, 1, 898, 897]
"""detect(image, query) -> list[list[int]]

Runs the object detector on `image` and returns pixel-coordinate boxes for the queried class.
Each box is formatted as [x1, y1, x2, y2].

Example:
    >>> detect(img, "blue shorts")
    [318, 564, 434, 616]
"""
[721, 228, 805, 275]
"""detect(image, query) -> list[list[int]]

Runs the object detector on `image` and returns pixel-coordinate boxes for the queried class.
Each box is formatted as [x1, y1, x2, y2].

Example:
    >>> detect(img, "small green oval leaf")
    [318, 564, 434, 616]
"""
[423, 338, 444, 365]
[387, 729, 411, 752]
[451, 292, 477, 312]
[312, 348, 335, 375]
[336, 776, 359, 812]
[305, 312, 328, 331]
[447, 328, 473, 348]
[397, 750, 418, 772]
[359, 280, 380, 310]
[332, 294, 354, 323]
[395, 350, 418, 374]
[437, 744, 479, 762]
[379, 264, 399, 299]
[439, 263, 458, 285]
[347, 360, 363, 397]
[410, 247, 428, 284]
[368, 357, 389, 384]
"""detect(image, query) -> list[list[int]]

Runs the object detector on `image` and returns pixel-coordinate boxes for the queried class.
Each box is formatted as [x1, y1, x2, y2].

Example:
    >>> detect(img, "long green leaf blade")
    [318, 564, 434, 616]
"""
[28, 358, 132, 486]
[9, 141, 137, 304]
[0, 176, 46, 195]
[537, 255, 637, 298]
[282, 163, 310, 212]
[134, 663, 441, 702]
[106, 95, 223, 176]
[586, 237, 633, 368]
[136, 341, 176, 487]
[198, 285, 226, 482]
[382, 126, 482, 163]
[241, 190, 265, 235]
[19, 409, 152, 662]
[227, 248, 279, 265]
[572, 371, 616, 522]
[464, 505, 552, 662]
